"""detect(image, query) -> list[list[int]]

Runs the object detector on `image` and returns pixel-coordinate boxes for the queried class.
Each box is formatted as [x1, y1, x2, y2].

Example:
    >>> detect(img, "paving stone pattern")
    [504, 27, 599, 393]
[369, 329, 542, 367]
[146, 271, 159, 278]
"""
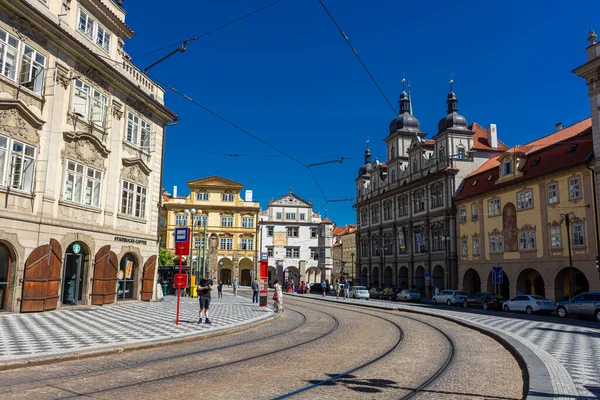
[0, 293, 272, 362]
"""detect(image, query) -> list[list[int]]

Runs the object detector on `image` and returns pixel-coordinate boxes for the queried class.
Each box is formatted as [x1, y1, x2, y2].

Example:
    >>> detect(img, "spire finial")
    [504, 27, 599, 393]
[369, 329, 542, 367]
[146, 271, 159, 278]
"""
[289, 187, 293, 194]
[366, 138, 370, 149]
[588, 29, 598, 45]
[449, 73, 454, 91]
[402, 77, 406, 91]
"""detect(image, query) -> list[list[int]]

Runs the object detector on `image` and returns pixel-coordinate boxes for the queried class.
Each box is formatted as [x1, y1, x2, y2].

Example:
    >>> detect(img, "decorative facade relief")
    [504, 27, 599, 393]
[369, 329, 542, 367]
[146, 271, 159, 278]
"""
[127, 97, 152, 118]
[7, 14, 47, 46]
[60, 204, 100, 224]
[55, 63, 71, 90]
[62, 132, 110, 169]
[74, 63, 108, 91]
[112, 99, 124, 120]
[0, 108, 40, 145]
[121, 164, 149, 186]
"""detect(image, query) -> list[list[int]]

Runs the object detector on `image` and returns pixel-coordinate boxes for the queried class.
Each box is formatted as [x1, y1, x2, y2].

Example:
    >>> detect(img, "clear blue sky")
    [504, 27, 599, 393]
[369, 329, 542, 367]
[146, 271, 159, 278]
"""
[123, 0, 597, 225]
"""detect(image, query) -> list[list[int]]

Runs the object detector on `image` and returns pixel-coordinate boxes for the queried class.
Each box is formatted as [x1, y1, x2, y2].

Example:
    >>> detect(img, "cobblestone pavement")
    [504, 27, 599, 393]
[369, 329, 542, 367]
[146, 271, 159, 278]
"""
[0, 295, 523, 400]
[296, 293, 600, 399]
[0, 293, 272, 365]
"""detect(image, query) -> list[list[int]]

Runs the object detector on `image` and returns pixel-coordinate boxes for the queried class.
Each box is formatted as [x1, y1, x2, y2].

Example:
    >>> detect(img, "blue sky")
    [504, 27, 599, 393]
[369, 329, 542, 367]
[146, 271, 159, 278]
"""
[123, 0, 597, 225]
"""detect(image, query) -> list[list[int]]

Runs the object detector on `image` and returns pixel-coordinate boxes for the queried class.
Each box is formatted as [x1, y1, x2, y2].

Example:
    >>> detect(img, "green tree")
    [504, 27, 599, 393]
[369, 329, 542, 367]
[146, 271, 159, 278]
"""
[159, 248, 175, 265]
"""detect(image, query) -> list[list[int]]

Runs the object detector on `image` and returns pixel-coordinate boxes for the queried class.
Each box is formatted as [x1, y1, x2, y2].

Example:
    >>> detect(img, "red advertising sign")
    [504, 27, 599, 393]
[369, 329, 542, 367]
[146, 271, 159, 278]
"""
[174, 273, 188, 289]
[175, 240, 189, 255]
[259, 260, 268, 307]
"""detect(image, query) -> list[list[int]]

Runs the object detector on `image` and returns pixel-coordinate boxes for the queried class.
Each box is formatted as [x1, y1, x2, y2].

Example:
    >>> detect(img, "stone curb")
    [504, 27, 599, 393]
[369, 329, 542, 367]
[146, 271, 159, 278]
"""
[0, 310, 280, 372]
[290, 294, 552, 400]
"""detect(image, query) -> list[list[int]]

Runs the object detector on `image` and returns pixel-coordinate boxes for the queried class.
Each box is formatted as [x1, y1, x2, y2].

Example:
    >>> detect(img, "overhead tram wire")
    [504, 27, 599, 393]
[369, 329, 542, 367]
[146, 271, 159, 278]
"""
[316, 0, 398, 117]
[130, 0, 285, 60]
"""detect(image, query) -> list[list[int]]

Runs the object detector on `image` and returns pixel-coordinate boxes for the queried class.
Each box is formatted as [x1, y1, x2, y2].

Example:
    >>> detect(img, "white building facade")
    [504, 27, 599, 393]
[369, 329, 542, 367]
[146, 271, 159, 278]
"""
[0, 0, 176, 313]
[259, 191, 332, 285]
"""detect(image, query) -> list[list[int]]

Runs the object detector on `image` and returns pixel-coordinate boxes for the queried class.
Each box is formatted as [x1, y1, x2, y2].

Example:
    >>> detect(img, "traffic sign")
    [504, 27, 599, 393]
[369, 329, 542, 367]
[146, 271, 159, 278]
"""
[175, 228, 189, 242]
[261, 252, 268, 261]
[492, 267, 503, 285]
[425, 269, 431, 284]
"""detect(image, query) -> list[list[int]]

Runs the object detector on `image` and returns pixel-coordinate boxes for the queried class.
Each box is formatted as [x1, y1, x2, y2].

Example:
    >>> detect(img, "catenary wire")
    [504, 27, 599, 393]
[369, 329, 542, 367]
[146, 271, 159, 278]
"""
[130, 0, 285, 60]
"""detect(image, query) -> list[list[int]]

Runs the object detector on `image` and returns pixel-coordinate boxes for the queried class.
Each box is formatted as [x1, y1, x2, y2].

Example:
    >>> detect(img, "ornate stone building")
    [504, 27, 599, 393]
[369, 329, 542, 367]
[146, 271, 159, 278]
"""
[0, 0, 176, 313]
[355, 85, 505, 295]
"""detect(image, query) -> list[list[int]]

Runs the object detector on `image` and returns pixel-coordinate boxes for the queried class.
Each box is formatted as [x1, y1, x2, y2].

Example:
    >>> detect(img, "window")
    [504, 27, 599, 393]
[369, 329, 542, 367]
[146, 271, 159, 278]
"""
[0, 28, 19, 81]
[360, 208, 368, 225]
[547, 183, 559, 204]
[371, 205, 380, 224]
[471, 204, 479, 221]
[473, 236, 480, 255]
[572, 224, 585, 247]
[310, 248, 318, 259]
[569, 177, 581, 200]
[439, 146, 445, 159]
[63, 160, 102, 207]
[241, 238, 254, 250]
[285, 247, 300, 258]
[383, 234, 393, 255]
[194, 215, 207, 226]
[221, 216, 233, 227]
[310, 227, 318, 238]
[220, 238, 233, 250]
[397, 230, 407, 254]
[287, 227, 299, 237]
[519, 230, 536, 251]
[194, 237, 205, 249]
[383, 200, 392, 220]
[267, 247, 274, 257]
[432, 226, 444, 251]
[285, 213, 296, 220]
[361, 238, 369, 258]
[413, 189, 425, 212]
[276, 212, 282, 220]
[489, 233, 503, 253]
[126, 112, 151, 150]
[222, 193, 234, 202]
[78, 9, 94, 38]
[121, 180, 146, 218]
[459, 206, 467, 223]
[175, 214, 188, 226]
[196, 192, 209, 201]
[457, 147, 465, 160]
[517, 189, 533, 210]
[371, 236, 381, 257]
[398, 195, 408, 216]
[96, 25, 111, 52]
[550, 225, 562, 249]
[72, 80, 108, 127]
[267, 226, 274, 237]
[299, 213, 305, 220]
[431, 184, 443, 208]
[461, 238, 468, 256]
[20, 45, 46, 95]
[488, 198, 501, 216]
[501, 160, 512, 176]
[413, 228, 425, 253]
[242, 217, 254, 228]
[0, 136, 36, 192]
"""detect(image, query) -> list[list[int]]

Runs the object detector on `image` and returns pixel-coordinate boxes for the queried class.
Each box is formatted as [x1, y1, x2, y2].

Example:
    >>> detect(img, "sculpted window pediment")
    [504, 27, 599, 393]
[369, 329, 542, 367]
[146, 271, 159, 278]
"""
[122, 157, 151, 175]
[121, 158, 151, 186]
[0, 101, 43, 145]
[62, 132, 110, 170]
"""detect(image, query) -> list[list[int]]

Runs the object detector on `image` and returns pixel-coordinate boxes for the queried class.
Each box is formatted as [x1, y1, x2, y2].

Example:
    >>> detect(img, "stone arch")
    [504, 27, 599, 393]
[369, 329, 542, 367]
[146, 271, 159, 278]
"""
[285, 266, 299, 286]
[398, 266, 409, 288]
[553, 267, 589, 301]
[61, 240, 92, 306]
[238, 257, 253, 286]
[118, 253, 139, 300]
[413, 266, 425, 291]
[268, 266, 277, 285]
[371, 266, 380, 288]
[0, 232, 25, 312]
[384, 266, 393, 287]
[116, 246, 143, 283]
[462, 268, 481, 296]
[0, 240, 18, 312]
[486, 269, 510, 299]
[218, 257, 233, 285]
[432, 265, 445, 291]
[516, 268, 545, 297]
[361, 266, 368, 286]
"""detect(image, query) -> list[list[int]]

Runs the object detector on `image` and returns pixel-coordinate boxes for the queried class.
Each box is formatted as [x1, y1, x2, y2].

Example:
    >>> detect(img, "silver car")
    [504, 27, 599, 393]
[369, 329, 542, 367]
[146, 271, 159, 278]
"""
[556, 292, 600, 321]
[432, 290, 468, 306]
[396, 289, 421, 302]
[502, 294, 555, 315]
[349, 286, 370, 300]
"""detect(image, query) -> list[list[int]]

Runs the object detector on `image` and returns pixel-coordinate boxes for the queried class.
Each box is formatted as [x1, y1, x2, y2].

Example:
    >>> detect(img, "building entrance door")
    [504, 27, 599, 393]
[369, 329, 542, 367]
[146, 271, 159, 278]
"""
[0, 244, 11, 311]
[62, 243, 85, 305]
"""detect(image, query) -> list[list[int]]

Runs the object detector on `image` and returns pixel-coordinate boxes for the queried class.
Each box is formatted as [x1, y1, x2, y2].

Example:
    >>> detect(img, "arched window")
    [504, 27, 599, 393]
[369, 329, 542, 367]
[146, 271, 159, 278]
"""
[412, 159, 418, 173]
[457, 146, 465, 160]
[391, 170, 396, 182]
[439, 146, 445, 159]
[391, 145, 396, 159]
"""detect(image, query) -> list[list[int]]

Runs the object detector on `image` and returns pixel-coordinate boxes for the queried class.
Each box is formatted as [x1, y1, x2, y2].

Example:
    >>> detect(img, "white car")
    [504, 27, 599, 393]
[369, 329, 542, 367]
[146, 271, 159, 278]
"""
[432, 290, 468, 306]
[349, 286, 370, 300]
[503, 294, 555, 315]
[396, 289, 421, 302]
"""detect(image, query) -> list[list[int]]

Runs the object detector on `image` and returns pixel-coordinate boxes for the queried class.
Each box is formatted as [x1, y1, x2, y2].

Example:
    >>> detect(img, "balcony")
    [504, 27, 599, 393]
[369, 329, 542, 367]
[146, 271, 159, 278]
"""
[119, 60, 165, 103]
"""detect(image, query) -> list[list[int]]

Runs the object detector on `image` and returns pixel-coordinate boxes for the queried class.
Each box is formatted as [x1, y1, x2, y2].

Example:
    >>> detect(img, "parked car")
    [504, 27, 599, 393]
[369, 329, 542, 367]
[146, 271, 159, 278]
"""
[369, 287, 382, 299]
[380, 288, 396, 300]
[396, 289, 421, 302]
[503, 294, 554, 315]
[462, 292, 504, 310]
[349, 286, 370, 300]
[556, 292, 600, 321]
[432, 290, 468, 306]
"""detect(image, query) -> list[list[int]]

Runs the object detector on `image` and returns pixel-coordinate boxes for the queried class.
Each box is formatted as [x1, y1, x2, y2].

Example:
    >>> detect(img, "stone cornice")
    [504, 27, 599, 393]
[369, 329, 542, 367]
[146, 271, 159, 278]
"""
[0, 99, 45, 129]
[122, 157, 151, 175]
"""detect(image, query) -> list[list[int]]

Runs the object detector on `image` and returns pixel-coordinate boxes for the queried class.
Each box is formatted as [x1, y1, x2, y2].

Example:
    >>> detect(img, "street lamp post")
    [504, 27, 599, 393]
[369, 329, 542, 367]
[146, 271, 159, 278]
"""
[351, 253, 355, 284]
[560, 212, 576, 298]
[219, 260, 224, 284]
[201, 216, 207, 279]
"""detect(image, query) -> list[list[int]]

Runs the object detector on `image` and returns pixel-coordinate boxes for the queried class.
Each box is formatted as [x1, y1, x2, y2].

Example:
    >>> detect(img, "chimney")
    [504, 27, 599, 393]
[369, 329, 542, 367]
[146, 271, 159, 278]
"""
[245, 190, 253, 202]
[487, 124, 498, 149]
[556, 122, 564, 131]
[173, 185, 177, 198]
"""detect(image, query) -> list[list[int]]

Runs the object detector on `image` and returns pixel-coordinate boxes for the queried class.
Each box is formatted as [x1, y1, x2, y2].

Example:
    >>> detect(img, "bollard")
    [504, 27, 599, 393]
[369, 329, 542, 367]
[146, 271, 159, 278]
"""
[162, 281, 167, 296]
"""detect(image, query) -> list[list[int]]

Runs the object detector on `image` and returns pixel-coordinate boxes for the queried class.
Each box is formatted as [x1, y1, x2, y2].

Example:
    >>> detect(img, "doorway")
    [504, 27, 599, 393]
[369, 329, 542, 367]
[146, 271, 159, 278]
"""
[61, 242, 86, 306]
[118, 253, 137, 300]
[0, 244, 11, 311]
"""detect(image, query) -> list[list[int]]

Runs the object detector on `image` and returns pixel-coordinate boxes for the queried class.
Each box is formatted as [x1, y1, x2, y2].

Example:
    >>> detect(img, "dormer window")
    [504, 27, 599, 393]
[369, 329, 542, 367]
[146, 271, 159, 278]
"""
[457, 147, 465, 160]
[501, 160, 512, 176]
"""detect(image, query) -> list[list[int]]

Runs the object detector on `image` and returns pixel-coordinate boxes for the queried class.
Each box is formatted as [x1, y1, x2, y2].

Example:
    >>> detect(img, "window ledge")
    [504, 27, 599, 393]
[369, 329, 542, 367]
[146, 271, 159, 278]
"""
[490, 251, 504, 255]
[551, 246, 563, 251]
[117, 213, 147, 223]
[59, 200, 102, 214]
[519, 249, 537, 253]
[0, 186, 34, 198]
[123, 141, 150, 156]
[573, 245, 587, 249]
[517, 207, 534, 212]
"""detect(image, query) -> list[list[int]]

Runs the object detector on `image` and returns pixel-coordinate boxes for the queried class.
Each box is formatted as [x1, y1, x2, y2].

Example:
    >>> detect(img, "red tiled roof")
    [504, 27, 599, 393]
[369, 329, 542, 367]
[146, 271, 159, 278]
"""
[333, 226, 348, 237]
[456, 128, 593, 201]
[322, 217, 334, 225]
[424, 140, 435, 146]
[470, 123, 509, 151]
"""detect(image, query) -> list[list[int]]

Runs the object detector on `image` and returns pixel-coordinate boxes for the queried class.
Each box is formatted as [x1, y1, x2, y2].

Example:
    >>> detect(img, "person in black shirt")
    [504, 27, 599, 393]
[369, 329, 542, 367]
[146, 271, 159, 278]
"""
[197, 275, 213, 324]
[217, 281, 223, 298]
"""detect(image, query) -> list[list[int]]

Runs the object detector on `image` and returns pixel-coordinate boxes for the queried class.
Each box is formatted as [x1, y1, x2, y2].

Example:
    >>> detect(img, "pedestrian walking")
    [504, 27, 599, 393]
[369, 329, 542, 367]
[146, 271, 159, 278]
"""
[434, 286, 439, 297]
[321, 280, 327, 297]
[272, 279, 284, 313]
[344, 281, 350, 299]
[233, 279, 238, 296]
[251, 278, 260, 303]
[197, 274, 213, 324]
[335, 280, 341, 299]
[217, 281, 223, 298]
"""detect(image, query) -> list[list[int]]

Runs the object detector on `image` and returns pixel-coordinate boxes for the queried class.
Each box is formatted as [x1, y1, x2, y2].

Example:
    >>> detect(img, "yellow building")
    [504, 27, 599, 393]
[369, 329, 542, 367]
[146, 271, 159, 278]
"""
[455, 119, 599, 301]
[160, 176, 260, 286]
